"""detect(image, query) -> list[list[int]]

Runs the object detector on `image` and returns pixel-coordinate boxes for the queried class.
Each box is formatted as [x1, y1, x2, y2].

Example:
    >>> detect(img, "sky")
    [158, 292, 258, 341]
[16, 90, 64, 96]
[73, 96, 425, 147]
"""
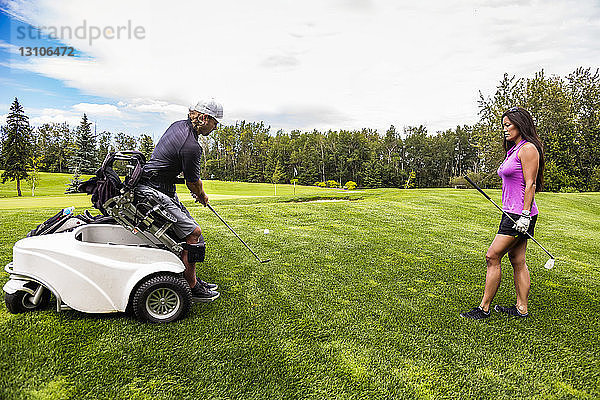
[0, 0, 599, 138]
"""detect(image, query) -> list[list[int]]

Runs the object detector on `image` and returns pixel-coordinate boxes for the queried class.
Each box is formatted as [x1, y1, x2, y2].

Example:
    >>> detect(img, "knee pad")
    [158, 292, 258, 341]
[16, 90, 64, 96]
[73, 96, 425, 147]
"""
[182, 236, 205, 263]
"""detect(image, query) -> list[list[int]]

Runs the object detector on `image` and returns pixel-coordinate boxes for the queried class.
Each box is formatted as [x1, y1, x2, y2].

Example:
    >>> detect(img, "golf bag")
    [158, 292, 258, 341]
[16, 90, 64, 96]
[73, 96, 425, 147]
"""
[77, 150, 196, 260]
[78, 151, 146, 215]
[27, 209, 115, 237]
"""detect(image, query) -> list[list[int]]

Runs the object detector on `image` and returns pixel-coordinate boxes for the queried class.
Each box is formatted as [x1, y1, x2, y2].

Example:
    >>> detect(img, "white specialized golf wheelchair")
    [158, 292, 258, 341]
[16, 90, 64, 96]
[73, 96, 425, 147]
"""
[3, 151, 205, 323]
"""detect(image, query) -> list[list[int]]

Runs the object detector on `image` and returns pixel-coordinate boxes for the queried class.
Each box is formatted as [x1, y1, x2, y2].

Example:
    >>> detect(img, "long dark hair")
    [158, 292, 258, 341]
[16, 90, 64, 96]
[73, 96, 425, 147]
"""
[501, 107, 545, 192]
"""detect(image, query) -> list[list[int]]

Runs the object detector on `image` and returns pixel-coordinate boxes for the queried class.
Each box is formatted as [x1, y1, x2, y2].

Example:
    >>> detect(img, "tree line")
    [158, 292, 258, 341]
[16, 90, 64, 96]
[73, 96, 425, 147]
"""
[201, 67, 600, 191]
[0, 107, 154, 195]
[475, 67, 600, 192]
[202, 122, 478, 189]
[2, 67, 599, 195]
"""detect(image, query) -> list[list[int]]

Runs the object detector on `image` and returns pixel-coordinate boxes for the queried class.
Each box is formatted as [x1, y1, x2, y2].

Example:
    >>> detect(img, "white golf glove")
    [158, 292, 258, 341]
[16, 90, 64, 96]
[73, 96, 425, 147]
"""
[513, 210, 531, 234]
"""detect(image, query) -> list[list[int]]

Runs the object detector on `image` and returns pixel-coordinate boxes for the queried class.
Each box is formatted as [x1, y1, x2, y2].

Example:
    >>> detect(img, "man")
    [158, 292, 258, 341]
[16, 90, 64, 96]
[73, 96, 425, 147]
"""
[137, 98, 223, 301]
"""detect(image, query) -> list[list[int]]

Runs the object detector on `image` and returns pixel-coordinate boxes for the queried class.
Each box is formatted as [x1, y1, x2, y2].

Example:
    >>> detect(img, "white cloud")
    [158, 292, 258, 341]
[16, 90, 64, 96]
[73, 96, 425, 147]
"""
[121, 99, 187, 117]
[73, 102, 121, 117]
[4, 0, 600, 134]
[29, 107, 81, 126]
[0, 104, 78, 128]
[0, 39, 19, 52]
[15, 100, 187, 134]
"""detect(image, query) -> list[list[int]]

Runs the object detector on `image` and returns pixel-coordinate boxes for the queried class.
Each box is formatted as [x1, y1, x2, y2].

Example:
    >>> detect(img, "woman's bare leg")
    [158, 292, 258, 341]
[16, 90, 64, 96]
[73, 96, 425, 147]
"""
[479, 234, 519, 311]
[508, 238, 530, 314]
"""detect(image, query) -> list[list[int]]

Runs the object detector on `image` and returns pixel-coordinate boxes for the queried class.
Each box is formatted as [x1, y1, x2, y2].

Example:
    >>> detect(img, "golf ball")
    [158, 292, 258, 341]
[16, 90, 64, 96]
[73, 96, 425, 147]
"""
[264, 229, 270, 234]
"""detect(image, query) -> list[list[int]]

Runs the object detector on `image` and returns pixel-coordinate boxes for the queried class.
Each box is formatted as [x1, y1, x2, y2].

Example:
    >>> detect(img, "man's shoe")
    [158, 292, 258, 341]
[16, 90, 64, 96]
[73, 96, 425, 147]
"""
[197, 278, 218, 291]
[494, 305, 528, 317]
[460, 306, 490, 320]
[190, 282, 220, 302]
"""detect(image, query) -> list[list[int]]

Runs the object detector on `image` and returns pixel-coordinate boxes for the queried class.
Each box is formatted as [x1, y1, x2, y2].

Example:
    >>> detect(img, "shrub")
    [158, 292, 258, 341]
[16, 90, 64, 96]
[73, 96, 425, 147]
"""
[559, 186, 579, 193]
[326, 180, 339, 188]
[404, 170, 416, 189]
[589, 167, 600, 192]
[449, 176, 467, 188]
[344, 181, 357, 190]
[456, 172, 493, 188]
[480, 173, 501, 189]
[65, 170, 83, 194]
[315, 181, 327, 188]
[543, 161, 583, 192]
[544, 161, 567, 192]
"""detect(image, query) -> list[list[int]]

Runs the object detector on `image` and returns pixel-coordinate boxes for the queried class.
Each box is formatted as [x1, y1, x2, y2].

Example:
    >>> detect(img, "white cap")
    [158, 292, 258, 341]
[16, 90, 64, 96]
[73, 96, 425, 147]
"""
[190, 98, 223, 121]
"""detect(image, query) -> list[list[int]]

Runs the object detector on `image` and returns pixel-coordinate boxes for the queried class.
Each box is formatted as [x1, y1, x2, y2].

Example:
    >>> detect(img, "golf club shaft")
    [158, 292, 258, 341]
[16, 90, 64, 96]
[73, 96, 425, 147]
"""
[464, 176, 554, 259]
[206, 203, 268, 263]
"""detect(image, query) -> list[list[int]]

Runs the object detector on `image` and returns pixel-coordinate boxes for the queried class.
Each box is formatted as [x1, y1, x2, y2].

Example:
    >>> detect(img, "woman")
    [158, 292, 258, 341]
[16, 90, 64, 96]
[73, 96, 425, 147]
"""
[461, 107, 545, 319]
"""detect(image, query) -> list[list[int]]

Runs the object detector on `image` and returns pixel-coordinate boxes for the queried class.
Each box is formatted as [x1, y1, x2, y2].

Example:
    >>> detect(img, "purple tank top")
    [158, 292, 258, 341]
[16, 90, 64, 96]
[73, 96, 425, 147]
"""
[497, 140, 538, 215]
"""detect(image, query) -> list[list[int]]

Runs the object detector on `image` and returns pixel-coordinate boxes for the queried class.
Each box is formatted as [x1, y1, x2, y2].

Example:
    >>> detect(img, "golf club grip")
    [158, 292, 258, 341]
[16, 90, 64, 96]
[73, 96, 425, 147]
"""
[464, 176, 492, 201]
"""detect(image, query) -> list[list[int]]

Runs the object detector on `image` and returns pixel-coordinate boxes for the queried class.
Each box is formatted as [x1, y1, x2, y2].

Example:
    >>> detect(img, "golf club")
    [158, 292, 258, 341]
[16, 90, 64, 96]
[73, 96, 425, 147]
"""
[464, 176, 555, 269]
[206, 203, 271, 264]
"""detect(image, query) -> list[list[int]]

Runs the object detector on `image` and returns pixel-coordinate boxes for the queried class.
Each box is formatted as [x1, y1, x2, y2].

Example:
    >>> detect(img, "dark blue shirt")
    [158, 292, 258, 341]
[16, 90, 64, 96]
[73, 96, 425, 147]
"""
[143, 119, 202, 196]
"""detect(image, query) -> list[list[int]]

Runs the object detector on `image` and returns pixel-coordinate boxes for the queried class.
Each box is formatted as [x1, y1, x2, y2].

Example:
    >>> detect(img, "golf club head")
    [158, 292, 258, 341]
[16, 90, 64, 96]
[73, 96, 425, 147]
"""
[260, 259, 271, 263]
[544, 258, 555, 269]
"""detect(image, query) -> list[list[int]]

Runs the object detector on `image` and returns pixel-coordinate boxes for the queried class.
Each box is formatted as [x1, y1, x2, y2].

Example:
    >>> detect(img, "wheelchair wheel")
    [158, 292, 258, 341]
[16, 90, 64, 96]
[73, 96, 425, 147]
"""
[5, 282, 51, 314]
[132, 274, 192, 323]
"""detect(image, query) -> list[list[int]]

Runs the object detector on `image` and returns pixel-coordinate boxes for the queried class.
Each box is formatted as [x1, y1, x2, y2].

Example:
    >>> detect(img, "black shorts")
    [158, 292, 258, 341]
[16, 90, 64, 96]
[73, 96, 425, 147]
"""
[497, 212, 537, 238]
[136, 184, 199, 240]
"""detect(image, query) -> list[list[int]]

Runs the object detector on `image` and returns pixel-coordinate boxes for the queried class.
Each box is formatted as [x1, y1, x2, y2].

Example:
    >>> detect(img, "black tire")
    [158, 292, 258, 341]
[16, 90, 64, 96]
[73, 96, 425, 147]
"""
[132, 274, 192, 323]
[4, 282, 51, 314]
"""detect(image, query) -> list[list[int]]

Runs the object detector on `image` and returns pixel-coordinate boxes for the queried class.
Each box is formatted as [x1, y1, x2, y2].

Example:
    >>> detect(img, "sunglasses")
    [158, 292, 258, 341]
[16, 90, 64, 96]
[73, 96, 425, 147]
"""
[191, 113, 218, 124]
[507, 107, 519, 113]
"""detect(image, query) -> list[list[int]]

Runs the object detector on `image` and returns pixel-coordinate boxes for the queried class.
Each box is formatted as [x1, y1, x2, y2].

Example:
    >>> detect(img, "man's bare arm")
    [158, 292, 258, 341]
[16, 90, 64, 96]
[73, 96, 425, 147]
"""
[186, 179, 208, 206]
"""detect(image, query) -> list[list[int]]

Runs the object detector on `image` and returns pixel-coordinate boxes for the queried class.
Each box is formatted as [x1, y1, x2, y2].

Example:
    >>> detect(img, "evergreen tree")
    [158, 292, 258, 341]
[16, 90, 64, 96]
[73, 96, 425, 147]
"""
[271, 160, 284, 184]
[114, 132, 137, 151]
[1, 98, 32, 196]
[138, 134, 154, 160]
[271, 160, 284, 195]
[32, 123, 74, 173]
[0, 125, 5, 167]
[26, 154, 42, 196]
[59, 125, 76, 173]
[97, 131, 113, 165]
[72, 114, 97, 173]
[404, 170, 416, 189]
[65, 167, 83, 194]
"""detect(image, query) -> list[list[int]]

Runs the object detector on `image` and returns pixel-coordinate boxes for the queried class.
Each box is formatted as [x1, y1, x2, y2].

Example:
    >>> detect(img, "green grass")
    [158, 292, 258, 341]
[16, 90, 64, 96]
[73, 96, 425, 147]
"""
[0, 172, 87, 198]
[0, 172, 342, 208]
[0, 179, 599, 399]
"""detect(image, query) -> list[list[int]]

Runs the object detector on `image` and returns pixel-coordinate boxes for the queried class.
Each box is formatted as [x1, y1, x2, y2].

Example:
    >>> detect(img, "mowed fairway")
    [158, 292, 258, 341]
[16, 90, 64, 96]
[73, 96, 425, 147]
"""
[0, 181, 598, 399]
